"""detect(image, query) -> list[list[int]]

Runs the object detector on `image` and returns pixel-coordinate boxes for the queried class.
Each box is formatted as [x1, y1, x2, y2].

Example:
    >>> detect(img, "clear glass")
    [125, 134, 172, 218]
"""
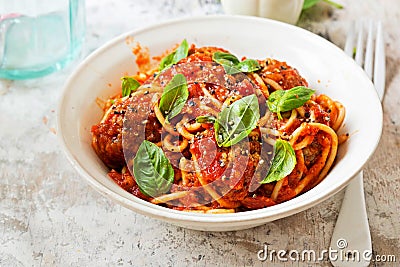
[0, 0, 85, 80]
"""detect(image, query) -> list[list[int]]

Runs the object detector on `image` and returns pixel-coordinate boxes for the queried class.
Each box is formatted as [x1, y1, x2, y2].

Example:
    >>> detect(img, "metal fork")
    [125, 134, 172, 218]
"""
[330, 20, 385, 267]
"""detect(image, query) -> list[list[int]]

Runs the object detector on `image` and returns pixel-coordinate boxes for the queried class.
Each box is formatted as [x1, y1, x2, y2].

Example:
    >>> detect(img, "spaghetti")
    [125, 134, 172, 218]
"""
[91, 42, 347, 213]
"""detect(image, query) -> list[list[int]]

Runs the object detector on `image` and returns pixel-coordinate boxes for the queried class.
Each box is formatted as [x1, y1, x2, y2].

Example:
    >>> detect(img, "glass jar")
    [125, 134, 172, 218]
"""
[221, 0, 304, 25]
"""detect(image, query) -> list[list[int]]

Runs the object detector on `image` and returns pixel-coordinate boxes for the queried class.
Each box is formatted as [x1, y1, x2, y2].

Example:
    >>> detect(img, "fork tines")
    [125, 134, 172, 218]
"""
[344, 20, 385, 100]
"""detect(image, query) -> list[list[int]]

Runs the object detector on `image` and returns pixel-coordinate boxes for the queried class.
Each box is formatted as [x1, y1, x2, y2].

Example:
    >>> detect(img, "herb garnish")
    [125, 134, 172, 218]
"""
[267, 86, 315, 120]
[195, 95, 260, 147]
[196, 115, 217, 124]
[303, 0, 343, 10]
[133, 140, 174, 197]
[121, 77, 141, 97]
[212, 52, 261, 75]
[159, 73, 189, 123]
[260, 139, 296, 184]
[159, 39, 189, 72]
[215, 94, 259, 147]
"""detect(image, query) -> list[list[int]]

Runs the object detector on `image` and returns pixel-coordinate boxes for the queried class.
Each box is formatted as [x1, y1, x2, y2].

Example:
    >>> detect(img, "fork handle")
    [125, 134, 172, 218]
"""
[330, 172, 372, 267]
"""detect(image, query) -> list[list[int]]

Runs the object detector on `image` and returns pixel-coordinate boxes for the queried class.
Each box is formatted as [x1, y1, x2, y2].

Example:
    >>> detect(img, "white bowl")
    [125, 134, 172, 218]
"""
[58, 16, 382, 231]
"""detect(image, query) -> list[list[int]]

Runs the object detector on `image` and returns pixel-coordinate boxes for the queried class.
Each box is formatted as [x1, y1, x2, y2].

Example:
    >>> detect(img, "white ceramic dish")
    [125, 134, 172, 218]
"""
[58, 16, 382, 231]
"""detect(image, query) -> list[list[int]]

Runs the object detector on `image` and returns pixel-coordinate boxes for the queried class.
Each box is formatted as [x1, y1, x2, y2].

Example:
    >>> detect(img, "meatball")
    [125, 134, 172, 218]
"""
[92, 92, 162, 170]
[91, 98, 128, 170]
[257, 58, 308, 90]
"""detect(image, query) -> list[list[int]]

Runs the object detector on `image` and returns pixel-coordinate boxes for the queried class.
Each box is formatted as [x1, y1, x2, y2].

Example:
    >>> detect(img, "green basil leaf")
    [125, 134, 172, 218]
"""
[212, 52, 240, 65]
[212, 52, 260, 74]
[159, 39, 189, 71]
[159, 73, 189, 122]
[260, 139, 296, 184]
[173, 39, 189, 62]
[236, 59, 261, 73]
[266, 90, 285, 117]
[216, 59, 242, 75]
[302, 0, 321, 9]
[212, 52, 241, 74]
[121, 77, 140, 97]
[133, 140, 174, 197]
[267, 86, 315, 120]
[303, 0, 343, 10]
[323, 0, 343, 9]
[214, 94, 260, 147]
[159, 53, 175, 71]
[196, 115, 216, 124]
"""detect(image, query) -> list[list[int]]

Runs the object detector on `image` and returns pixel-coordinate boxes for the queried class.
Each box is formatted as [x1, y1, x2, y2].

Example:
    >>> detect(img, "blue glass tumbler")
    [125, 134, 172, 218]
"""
[0, 0, 85, 80]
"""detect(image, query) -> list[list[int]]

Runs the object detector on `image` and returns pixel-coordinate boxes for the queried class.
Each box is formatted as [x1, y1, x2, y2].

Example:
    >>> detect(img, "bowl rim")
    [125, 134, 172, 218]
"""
[57, 15, 383, 224]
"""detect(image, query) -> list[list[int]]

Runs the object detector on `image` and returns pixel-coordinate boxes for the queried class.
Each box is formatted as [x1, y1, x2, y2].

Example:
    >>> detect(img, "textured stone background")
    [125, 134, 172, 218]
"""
[0, 0, 399, 266]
